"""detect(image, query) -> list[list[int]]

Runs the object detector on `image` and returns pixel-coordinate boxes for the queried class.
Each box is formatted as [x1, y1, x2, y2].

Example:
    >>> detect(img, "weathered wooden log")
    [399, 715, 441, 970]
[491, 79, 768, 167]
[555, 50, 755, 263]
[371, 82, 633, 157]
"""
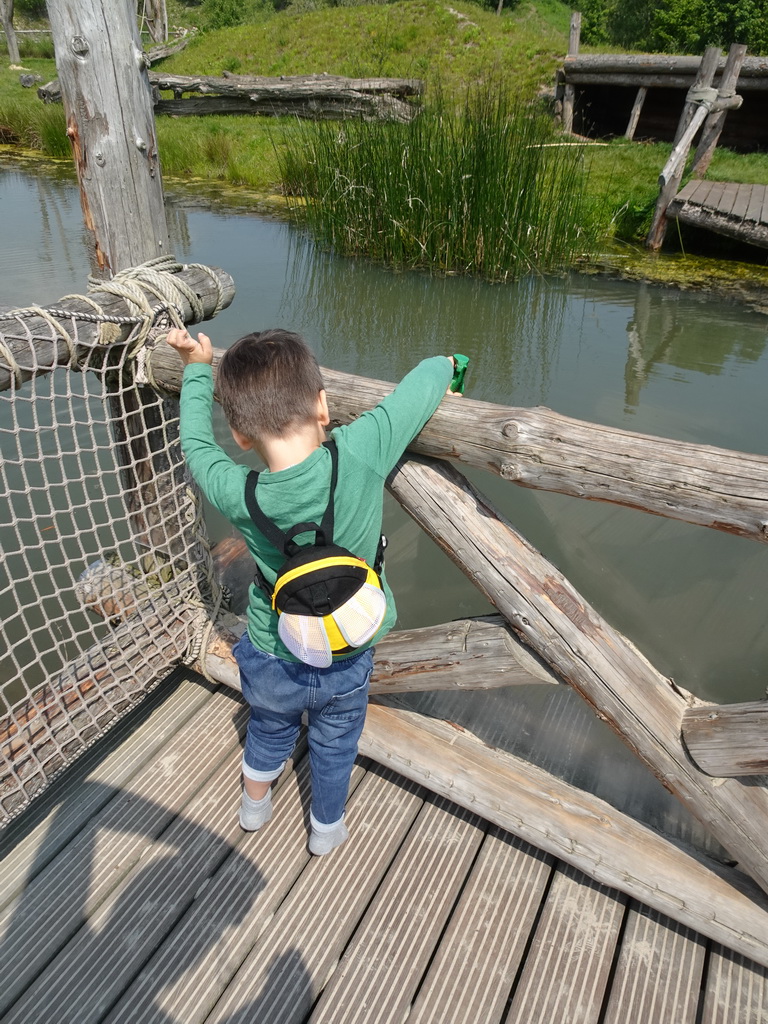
[624, 86, 647, 140]
[647, 48, 720, 250]
[47, 0, 169, 275]
[563, 53, 768, 78]
[153, 91, 418, 122]
[361, 701, 768, 970]
[151, 72, 424, 98]
[191, 611, 560, 695]
[145, 344, 768, 544]
[691, 44, 748, 179]
[0, 264, 235, 393]
[385, 453, 768, 897]
[683, 701, 768, 777]
[561, 11, 580, 134]
[42, 72, 423, 122]
[145, 28, 196, 65]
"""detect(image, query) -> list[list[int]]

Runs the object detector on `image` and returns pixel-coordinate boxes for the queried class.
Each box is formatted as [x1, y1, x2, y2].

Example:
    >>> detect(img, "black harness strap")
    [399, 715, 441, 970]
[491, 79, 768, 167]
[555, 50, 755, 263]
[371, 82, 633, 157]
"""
[244, 440, 339, 557]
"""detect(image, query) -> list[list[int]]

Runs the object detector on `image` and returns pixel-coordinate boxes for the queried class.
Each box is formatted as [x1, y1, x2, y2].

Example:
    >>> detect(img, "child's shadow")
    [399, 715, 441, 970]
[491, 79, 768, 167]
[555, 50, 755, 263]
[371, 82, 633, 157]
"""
[1, 778, 313, 1023]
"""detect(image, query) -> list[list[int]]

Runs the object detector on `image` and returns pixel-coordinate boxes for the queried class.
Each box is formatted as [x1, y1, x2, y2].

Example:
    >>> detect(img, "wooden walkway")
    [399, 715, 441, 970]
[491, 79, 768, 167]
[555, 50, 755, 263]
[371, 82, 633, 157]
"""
[2, 671, 768, 1024]
[667, 180, 768, 249]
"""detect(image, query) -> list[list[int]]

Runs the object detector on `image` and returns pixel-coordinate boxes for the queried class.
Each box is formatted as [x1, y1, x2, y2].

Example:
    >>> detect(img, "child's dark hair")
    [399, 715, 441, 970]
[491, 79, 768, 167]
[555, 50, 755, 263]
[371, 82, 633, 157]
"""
[217, 329, 324, 440]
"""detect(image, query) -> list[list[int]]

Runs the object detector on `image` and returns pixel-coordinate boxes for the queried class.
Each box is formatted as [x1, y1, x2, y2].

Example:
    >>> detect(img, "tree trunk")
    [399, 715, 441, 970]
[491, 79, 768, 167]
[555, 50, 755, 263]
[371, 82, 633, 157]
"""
[0, 0, 20, 64]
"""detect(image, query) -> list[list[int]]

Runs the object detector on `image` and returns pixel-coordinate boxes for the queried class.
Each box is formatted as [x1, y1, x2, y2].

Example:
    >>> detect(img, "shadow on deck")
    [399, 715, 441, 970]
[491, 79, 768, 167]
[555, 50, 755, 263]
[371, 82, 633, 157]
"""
[1, 672, 767, 1024]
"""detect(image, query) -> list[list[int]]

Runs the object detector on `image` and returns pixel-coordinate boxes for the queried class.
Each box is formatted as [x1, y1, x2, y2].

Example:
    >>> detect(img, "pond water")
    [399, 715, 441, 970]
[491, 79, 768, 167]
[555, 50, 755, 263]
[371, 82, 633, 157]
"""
[2, 160, 768, 852]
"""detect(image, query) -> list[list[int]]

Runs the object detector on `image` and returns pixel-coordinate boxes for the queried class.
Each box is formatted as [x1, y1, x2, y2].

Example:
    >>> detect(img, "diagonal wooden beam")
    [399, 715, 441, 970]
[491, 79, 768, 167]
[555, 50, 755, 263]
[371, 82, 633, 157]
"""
[386, 453, 768, 897]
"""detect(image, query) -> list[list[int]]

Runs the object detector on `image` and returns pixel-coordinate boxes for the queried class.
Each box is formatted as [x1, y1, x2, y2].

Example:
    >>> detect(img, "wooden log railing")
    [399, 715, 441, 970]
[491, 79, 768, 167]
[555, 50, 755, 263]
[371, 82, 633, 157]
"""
[0, 265, 235, 393]
[146, 345, 768, 543]
[143, 342, 768, 891]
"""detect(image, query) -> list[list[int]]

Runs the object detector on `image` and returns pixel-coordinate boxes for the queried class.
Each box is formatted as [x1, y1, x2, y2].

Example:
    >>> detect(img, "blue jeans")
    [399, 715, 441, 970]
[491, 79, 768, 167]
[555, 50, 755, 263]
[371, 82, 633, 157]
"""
[233, 633, 373, 825]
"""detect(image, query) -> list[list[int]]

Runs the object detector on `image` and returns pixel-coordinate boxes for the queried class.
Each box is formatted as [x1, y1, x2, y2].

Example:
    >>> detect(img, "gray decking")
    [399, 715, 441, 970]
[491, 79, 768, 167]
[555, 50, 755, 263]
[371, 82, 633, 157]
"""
[668, 179, 768, 248]
[1, 671, 767, 1024]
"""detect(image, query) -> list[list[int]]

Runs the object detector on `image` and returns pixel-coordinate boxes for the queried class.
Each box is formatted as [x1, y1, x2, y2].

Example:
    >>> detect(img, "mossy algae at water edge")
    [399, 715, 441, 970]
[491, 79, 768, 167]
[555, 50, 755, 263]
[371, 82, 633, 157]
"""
[587, 244, 768, 314]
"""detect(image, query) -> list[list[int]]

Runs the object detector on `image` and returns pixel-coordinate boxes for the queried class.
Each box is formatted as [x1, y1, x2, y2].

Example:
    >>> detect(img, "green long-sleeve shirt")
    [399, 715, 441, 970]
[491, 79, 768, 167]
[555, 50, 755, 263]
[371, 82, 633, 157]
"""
[179, 356, 453, 660]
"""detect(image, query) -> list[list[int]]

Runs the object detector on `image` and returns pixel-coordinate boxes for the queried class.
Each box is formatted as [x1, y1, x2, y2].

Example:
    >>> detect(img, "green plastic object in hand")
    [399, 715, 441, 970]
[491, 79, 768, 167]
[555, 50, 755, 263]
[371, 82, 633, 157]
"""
[450, 353, 470, 393]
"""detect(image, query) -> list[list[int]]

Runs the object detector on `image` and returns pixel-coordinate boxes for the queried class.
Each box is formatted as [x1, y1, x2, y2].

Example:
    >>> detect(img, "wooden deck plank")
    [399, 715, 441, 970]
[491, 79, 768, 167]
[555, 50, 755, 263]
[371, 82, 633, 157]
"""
[676, 179, 709, 205]
[730, 184, 753, 223]
[3, 739, 253, 1024]
[204, 765, 427, 1024]
[700, 946, 768, 1024]
[405, 829, 554, 1024]
[717, 181, 741, 217]
[703, 181, 727, 214]
[102, 754, 353, 1024]
[309, 796, 486, 1024]
[601, 903, 706, 1024]
[0, 687, 246, 1016]
[745, 184, 766, 225]
[0, 673, 213, 911]
[504, 864, 627, 1024]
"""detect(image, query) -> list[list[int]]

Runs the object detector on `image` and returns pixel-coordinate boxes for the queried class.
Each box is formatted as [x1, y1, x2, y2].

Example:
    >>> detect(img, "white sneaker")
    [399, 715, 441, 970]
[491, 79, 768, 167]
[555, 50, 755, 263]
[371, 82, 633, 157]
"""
[239, 790, 273, 832]
[309, 820, 348, 856]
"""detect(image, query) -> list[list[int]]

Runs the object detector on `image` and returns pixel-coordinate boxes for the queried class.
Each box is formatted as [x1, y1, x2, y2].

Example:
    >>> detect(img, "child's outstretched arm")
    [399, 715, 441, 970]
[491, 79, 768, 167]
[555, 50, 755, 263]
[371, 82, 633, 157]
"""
[167, 327, 214, 366]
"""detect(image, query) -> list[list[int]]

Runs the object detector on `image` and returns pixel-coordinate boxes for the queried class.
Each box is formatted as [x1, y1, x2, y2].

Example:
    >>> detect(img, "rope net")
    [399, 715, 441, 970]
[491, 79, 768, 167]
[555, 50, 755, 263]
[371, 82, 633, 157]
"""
[0, 260, 223, 825]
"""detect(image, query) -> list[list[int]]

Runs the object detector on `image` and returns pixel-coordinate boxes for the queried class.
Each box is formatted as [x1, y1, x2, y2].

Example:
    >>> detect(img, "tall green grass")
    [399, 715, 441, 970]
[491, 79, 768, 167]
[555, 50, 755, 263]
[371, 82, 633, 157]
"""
[0, 99, 68, 158]
[280, 86, 603, 279]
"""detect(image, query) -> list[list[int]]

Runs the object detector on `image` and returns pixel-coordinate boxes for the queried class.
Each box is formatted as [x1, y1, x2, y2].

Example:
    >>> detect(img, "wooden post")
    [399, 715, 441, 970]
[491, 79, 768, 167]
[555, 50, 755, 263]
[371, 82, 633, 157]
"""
[682, 700, 768, 776]
[690, 43, 748, 179]
[624, 86, 647, 140]
[46, 2, 221, 608]
[47, 0, 170, 277]
[646, 46, 720, 250]
[386, 454, 768, 898]
[562, 11, 581, 134]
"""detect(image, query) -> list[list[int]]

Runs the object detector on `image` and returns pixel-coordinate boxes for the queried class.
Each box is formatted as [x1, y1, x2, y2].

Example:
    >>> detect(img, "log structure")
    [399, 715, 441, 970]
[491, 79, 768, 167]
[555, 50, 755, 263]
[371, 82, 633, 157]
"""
[556, 49, 768, 152]
[40, 72, 423, 123]
[647, 44, 746, 250]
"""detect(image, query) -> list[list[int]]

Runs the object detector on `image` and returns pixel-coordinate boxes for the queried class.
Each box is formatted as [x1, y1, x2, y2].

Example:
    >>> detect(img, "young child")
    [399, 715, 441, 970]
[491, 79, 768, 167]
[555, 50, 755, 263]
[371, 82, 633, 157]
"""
[167, 325, 456, 855]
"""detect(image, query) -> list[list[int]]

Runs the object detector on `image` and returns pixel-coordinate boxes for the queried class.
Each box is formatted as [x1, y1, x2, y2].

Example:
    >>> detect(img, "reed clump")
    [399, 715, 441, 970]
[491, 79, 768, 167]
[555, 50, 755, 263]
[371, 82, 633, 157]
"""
[279, 86, 602, 280]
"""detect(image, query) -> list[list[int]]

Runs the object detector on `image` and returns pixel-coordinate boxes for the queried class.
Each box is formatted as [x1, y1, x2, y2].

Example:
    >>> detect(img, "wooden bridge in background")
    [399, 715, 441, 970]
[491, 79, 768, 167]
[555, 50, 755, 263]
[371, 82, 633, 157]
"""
[668, 179, 768, 249]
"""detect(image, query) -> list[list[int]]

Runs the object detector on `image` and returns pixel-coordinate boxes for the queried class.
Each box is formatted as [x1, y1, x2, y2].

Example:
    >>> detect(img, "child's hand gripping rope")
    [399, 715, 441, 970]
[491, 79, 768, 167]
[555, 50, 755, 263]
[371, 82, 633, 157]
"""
[166, 327, 214, 366]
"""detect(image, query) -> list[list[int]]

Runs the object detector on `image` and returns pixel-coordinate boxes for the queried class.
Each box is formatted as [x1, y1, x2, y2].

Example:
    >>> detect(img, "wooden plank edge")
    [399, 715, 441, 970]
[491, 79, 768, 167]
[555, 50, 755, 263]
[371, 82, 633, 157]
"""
[360, 701, 768, 970]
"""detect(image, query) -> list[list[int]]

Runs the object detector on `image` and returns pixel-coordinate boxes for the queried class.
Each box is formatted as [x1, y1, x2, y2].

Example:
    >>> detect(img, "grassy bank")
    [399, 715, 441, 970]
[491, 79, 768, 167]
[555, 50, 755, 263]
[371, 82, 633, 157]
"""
[2, 0, 768, 281]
